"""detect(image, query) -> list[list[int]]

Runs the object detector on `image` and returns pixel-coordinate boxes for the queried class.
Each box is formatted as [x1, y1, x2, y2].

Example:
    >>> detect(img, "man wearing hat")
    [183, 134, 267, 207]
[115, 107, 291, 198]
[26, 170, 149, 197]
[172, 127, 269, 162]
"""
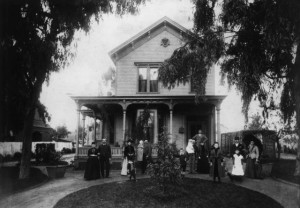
[232, 136, 244, 157]
[124, 139, 136, 180]
[98, 138, 112, 178]
[124, 139, 135, 161]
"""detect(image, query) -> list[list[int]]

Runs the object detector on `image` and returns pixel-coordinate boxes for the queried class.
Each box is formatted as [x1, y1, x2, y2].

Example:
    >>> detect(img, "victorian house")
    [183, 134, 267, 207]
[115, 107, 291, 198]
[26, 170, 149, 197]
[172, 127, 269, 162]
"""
[72, 17, 226, 166]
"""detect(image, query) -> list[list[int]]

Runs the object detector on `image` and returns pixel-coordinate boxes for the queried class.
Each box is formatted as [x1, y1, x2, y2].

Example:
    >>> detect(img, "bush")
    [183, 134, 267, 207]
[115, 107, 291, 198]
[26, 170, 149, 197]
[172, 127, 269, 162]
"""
[147, 128, 182, 197]
[13, 152, 22, 161]
[0, 154, 3, 163]
[61, 148, 72, 154]
[283, 146, 297, 155]
[35, 143, 62, 164]
[31, 151, 36, 159]
[3, 154, 12, 162]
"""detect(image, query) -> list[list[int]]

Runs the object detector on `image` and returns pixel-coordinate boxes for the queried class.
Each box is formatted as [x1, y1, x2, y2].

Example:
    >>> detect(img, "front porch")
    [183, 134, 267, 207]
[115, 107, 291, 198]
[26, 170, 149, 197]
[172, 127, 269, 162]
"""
[71, 95, 225, 169]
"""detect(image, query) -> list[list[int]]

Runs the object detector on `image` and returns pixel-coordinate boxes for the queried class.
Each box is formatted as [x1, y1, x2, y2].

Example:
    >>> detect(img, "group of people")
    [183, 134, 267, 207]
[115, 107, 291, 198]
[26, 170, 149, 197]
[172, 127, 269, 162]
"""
[184, 130, 224, 182]
[84, 130, 262, 183]
[84, 138, 112, 180]
[121, 139, 152, 181]
[180, 130, 262, 183]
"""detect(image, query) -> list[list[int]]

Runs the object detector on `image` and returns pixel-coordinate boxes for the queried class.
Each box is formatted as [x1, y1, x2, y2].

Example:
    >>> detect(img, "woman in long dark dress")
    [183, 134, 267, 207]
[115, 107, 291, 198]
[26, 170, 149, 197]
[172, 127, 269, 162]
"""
[245, 140, 260, 179]
[197, 144, 209, 173]
[209, 142, 225, 182]
[84, 142, 100, 180]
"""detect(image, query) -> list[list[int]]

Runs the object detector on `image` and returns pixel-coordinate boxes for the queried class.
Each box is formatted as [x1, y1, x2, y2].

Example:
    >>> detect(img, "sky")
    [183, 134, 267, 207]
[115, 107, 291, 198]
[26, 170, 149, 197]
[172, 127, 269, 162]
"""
[40, 0, 259, 132]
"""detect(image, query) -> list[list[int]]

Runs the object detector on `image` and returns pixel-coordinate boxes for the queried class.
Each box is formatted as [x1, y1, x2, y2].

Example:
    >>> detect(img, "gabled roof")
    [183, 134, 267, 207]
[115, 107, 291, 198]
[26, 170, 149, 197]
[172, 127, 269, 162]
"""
[108, 16, 192, 63]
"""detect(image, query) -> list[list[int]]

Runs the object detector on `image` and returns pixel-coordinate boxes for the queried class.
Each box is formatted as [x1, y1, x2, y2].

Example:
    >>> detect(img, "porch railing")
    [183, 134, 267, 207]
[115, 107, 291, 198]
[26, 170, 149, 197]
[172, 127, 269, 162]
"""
[77, 146, 158, 158]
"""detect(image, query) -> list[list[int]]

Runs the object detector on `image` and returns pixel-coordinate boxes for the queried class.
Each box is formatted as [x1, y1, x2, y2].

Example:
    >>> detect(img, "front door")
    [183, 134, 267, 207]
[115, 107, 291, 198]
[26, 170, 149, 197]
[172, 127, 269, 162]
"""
[186, 116, 209, 145]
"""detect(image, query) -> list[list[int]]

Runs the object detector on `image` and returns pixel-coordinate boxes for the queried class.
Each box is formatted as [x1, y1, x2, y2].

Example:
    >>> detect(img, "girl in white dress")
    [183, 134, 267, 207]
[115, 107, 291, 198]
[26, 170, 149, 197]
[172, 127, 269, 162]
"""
[231, 149, 244, 181]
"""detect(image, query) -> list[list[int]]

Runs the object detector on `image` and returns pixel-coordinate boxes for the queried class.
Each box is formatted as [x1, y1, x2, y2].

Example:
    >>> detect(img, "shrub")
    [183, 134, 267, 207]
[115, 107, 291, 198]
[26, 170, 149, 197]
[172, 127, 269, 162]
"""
[13, 152, 22, 161]
[3, 154, 12, 162]
[147, 128, 182, 197]
[61, 148, 72, 154]
[35, 143, 61, 164]
[31, 151, 36, 159]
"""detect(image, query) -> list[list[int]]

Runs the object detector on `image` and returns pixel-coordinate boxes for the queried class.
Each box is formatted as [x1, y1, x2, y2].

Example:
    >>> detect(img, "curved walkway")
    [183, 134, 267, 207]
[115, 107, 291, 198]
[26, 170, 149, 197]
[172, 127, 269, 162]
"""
[0, 169, 299, 208]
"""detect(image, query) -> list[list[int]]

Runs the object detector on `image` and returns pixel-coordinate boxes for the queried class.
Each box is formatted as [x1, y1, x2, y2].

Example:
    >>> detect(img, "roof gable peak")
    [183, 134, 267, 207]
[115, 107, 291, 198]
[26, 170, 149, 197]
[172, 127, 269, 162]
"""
[109, 16, 191, 63]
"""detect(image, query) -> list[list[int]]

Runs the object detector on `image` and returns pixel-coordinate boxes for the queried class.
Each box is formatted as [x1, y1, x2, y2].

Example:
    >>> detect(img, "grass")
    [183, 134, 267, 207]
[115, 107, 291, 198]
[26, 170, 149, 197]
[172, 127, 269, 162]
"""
[54, 178, 283, 208]
[0, 166, 49, 198]
[271, 159, 300, 185]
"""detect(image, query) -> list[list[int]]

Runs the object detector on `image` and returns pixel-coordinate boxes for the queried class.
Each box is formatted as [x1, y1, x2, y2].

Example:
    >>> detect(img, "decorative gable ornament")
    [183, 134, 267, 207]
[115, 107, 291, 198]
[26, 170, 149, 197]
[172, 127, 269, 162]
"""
[161, 38, 170, 47]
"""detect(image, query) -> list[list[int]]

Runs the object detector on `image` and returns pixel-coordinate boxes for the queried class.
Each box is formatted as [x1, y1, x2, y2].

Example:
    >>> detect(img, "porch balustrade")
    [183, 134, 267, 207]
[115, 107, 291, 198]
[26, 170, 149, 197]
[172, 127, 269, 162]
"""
[77, 146, 157, 158]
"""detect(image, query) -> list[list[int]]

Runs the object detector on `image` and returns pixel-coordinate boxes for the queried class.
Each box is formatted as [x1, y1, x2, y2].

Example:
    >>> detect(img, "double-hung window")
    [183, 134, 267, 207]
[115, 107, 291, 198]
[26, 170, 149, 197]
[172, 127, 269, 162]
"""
[138, 65, 159, 93]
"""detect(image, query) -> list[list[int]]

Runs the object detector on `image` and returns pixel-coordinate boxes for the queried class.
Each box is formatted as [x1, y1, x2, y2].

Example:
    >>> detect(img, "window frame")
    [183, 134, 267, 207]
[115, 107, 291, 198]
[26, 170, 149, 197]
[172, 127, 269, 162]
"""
[135, 63, 160, 94]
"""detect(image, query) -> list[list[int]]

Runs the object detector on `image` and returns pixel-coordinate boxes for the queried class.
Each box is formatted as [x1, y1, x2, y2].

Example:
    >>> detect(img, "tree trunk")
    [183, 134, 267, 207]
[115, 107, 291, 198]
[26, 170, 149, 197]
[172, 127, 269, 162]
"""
[293, 43, 300, 176]
[19, 74, 44, 179]
[19, 105, 36, 179]
[0, 47, 5, 141]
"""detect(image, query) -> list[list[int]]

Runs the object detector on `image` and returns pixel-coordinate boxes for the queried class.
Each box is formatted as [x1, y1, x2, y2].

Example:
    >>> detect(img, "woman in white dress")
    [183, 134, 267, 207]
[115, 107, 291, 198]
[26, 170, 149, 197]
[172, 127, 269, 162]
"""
[137, 140, 144, 162]
[121, 141, 128, 176]
[231, 149, 244, 181]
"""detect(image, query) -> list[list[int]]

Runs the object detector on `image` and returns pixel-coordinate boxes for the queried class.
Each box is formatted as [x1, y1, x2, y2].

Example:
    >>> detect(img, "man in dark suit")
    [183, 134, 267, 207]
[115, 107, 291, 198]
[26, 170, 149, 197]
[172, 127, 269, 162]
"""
[232, 136, 244, 157]
[98, 138, 112, 178]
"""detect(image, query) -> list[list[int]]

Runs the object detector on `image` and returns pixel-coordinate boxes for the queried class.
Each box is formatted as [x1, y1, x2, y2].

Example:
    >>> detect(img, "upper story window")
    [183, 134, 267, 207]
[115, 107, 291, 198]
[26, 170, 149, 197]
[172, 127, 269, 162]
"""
[138, 66, 159, 93]
[138, 68, 148, 92]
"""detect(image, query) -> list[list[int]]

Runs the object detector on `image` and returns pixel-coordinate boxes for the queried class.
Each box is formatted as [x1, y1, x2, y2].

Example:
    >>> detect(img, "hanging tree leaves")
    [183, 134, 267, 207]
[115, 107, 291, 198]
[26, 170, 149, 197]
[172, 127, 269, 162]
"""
[0, 0, 145, 179]
[158, 0, 300, 176]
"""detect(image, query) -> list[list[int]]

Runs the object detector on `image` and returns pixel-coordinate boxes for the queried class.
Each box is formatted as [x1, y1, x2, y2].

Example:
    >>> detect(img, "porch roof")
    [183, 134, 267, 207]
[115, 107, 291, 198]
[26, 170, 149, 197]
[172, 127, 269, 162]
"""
[71, 95, 227, 111]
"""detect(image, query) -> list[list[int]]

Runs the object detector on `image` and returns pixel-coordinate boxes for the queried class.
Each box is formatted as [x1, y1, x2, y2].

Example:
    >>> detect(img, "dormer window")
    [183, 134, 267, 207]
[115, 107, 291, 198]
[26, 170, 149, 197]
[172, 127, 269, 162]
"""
[138, 65, 159, 93]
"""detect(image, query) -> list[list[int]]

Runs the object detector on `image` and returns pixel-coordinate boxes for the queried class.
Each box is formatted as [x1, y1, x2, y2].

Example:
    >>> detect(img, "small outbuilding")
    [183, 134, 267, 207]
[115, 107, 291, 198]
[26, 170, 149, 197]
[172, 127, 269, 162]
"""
[221, 130, 277, 160]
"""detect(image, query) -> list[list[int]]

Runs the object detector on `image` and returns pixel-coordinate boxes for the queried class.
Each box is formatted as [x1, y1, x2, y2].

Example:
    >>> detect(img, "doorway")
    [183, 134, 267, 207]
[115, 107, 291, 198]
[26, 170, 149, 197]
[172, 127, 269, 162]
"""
[186, 116, 209, 145]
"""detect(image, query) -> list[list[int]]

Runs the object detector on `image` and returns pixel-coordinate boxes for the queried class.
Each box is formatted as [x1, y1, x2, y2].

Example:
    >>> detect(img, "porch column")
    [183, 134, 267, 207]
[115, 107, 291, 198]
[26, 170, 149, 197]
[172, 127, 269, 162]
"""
[82, 114, 86, 146]
[123, 109, 126, 141]
[170, 110, 173, 136]
[169, 101, 173, 143]
[76, 104, 81, 156]
[216, 103, 221, 143]
[93, 112, 97, 143]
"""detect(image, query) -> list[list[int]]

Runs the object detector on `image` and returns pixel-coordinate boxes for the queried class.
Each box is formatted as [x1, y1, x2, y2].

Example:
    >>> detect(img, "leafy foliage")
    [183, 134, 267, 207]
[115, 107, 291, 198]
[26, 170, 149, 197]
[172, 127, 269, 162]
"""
[247, 113, 264, 130]
[147, 128, 182, 195]
[35, 143, 66, 165]
[159, 27, 224, 99]
[56, 125, 70, 139]
[0, 0, 145, 178]
[132, 107, 152, 142]
[158, 0, 300, 175]
[102, 67, 116, 95]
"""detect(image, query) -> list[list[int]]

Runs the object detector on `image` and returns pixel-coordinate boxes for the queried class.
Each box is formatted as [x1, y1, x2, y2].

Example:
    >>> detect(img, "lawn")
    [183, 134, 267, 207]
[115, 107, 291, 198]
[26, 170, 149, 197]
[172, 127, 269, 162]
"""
[0, 166, 49, 198]
[54, 178, 283, 208]
[271, 159, 300, 185]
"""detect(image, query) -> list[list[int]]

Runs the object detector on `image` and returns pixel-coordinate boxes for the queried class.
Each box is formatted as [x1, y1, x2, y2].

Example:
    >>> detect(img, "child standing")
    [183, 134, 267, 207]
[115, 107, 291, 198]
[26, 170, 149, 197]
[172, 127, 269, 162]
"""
[231, 149, 244, 181]
[178, 148, 188, 178]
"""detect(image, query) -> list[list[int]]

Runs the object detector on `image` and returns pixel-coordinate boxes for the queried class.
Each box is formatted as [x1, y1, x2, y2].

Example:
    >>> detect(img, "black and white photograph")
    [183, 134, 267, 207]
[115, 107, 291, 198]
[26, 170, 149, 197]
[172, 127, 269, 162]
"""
[0, 0, 299, 207]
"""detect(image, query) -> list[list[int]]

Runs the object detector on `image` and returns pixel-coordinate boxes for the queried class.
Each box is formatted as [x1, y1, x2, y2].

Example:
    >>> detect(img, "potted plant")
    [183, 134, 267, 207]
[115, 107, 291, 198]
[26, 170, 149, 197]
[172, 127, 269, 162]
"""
[45, 151, 68, 179]
[33, 143, 68, 179]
